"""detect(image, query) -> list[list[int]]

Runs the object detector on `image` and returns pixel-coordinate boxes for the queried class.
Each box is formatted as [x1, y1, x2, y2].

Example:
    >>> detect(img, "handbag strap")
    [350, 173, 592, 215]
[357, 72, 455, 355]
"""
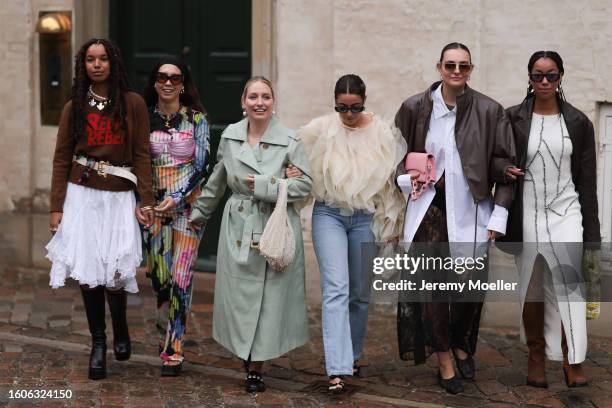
[276, 178, 288, 209]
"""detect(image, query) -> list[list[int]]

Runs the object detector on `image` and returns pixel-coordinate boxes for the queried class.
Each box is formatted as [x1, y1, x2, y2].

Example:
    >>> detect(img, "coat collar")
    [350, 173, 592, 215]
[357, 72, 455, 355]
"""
[432, 83, 456, 119]
[513, 96, 534, 167]
[223, 117, 291, 174]
[425, 81, 473, 118]
[224, 117, 290, 145]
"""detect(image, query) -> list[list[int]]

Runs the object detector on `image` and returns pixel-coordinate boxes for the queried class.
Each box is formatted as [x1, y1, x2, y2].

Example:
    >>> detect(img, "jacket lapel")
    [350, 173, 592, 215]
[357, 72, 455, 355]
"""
[414, 84, 437, 152]
[514, 98, 533, 168]
[562, 102, 582, 152]
[225, 119, 263, 174]
[237, 143, 262, 174]
[261, 117, 290, 147]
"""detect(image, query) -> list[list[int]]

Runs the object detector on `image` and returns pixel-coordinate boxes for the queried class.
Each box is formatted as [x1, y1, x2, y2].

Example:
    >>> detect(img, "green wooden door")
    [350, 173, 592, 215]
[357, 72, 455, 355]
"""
[110, 0, 252, 271]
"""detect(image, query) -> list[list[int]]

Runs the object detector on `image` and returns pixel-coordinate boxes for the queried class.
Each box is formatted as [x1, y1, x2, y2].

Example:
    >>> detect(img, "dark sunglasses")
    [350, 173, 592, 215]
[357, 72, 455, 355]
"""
[529, 72, 561, 83]
[335, 104, 365, 113]
[443, 62, 472, 73]
[155, 72, 184, 85]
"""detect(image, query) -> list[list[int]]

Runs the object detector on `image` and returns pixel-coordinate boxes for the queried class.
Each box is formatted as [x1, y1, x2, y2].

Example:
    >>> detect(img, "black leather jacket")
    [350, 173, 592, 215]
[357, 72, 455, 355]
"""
[503, 94, 601, 244]
[394, 82, 516, 209]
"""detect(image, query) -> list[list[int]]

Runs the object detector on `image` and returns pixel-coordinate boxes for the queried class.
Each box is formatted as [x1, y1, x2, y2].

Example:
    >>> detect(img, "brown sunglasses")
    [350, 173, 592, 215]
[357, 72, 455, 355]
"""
[156, 72, 184, 85]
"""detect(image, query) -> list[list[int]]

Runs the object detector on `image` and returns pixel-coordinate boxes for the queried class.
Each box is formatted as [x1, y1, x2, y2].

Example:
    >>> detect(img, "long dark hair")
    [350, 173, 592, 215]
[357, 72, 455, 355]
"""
[143, 56, 205, 115]
[70, 38, 131, 142]
[334, 74, 366, 99]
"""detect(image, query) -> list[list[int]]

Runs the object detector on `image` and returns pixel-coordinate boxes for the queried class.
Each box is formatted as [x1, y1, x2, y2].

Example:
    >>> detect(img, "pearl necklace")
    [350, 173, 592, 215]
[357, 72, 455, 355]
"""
[88, 85, 111, 111]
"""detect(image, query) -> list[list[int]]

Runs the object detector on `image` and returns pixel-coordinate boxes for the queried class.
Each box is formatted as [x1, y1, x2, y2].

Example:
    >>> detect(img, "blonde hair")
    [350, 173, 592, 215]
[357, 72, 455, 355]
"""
[241, 76, 275, 100]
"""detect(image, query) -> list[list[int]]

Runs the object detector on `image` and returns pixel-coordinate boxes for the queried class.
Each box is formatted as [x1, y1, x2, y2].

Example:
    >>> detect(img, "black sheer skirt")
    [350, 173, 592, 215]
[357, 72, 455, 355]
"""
[397, 177, 484, 364]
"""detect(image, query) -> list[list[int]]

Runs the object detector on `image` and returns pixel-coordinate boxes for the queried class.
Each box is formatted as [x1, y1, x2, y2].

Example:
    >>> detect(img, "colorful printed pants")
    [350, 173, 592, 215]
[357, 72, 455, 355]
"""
[145, 213, 203, 363]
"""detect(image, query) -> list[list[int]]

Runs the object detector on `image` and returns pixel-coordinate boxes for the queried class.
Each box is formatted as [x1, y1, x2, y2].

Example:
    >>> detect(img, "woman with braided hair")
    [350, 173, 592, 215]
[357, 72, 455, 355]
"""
[503, 50, 599, 388]
[46, 38, 154, 380]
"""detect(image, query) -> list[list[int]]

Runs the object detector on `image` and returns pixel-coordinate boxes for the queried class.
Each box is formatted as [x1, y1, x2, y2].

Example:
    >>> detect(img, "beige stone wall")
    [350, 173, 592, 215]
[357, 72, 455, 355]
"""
[273, 0, 612, 128]
[0, 0, 73, 267]
[0, 1, 34, 212]
[0, 0, 74, 214]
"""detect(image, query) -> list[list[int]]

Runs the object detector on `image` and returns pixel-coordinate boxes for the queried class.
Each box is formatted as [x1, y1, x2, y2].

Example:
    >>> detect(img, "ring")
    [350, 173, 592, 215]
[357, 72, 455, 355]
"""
[50, 227, 58, 232]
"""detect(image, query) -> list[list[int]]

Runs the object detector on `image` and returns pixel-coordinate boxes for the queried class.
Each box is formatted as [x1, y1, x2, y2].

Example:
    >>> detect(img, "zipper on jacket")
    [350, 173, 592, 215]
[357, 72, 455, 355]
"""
[473, 200, 479, 259]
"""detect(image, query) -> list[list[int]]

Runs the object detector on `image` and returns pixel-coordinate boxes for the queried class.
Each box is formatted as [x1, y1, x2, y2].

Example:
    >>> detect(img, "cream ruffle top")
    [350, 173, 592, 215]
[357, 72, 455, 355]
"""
[298, 113, 407, 241]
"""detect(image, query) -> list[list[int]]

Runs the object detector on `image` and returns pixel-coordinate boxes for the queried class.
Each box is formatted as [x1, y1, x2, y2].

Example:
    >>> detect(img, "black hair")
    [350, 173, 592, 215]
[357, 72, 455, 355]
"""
[334, 74, 366, 99]
[143, 55, 206, 116]
[70, 38, 131, 142]
[439, 42, 471, 63]
[525, 50, 566, 103]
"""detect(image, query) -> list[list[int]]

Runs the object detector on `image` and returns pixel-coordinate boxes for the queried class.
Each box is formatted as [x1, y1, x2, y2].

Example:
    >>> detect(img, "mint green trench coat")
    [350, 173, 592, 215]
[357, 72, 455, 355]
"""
[190, 117, 312, 361]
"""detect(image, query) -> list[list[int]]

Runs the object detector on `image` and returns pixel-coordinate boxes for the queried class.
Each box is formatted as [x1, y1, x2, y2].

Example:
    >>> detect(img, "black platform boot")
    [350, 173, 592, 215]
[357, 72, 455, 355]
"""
[81, 286, 107, 380]
[105, 288, 131, 361]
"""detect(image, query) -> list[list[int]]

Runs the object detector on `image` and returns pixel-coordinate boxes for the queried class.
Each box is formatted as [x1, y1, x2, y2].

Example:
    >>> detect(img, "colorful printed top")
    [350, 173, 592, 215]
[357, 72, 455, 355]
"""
[148, 106, 210, 211]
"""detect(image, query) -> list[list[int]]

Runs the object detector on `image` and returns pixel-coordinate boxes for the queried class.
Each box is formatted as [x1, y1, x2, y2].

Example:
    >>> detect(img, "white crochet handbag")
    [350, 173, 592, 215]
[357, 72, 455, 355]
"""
[259, 178, 295, 270]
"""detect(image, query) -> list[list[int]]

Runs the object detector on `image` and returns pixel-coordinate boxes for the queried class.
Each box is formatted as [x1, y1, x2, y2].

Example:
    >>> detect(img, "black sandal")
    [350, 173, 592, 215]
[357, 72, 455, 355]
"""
[328, 375, 346, 394]
[161, 360, 183, 377]
[245, 371, 266, 393]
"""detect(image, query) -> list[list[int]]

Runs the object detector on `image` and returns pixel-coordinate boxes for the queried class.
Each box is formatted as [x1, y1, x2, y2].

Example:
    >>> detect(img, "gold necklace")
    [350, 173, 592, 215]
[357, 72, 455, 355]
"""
[156, 105, 181, 129]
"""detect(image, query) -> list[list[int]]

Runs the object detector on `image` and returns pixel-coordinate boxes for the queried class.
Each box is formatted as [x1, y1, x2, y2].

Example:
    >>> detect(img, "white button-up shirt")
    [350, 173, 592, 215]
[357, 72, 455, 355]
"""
[399, 84, 508, 250]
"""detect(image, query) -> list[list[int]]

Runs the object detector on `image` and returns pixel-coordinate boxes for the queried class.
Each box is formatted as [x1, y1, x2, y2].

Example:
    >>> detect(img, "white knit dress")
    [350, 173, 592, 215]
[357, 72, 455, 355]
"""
[517, 113, 586, 364]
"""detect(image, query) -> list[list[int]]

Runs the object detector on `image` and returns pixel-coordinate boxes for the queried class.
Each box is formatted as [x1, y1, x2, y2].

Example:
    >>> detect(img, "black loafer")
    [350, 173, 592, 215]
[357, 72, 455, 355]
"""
[438, 372, 464, 394]
[453, 350, 475, 380]
[245, 371, 266, 393]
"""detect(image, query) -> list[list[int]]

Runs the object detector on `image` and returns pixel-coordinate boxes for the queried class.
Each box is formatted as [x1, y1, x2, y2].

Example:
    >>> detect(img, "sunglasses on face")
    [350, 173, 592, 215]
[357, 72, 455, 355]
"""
[155, 72, 184, 85]
[335, 104, 365, 113]
[529, 72, 561, 83]
[442, 62, 472, 74]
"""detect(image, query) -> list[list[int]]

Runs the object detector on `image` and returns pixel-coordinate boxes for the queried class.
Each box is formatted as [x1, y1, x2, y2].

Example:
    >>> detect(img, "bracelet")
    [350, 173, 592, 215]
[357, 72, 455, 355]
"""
[140, 205, 153, 212]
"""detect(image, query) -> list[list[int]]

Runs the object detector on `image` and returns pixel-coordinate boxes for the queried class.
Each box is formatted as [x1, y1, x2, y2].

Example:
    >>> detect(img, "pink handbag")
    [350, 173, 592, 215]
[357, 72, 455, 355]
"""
[404, 152, 436, 201]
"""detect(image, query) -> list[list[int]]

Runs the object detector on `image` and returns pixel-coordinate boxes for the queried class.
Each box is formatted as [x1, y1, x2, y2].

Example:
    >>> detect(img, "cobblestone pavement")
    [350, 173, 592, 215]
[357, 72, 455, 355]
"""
[0, 261, 611, 407]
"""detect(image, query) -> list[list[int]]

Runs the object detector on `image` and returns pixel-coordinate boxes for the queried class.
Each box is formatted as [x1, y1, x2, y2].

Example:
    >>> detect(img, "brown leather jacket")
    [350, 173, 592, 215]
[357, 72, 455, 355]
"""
[394, 82, 516, 209]
[503, 95, 601, 243]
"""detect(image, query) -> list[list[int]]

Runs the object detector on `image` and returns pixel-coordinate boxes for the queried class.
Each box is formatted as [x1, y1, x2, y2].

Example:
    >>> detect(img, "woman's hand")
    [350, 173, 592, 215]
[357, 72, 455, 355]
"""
[247, 174, 255, 191]
[49, 212, 63, 235]
[136, 205, 154, 228]
[385, 235, 400, 244]
[286, 164, 302, 178]
[487, 230, 502, 241]
[505, 166, 524, 181]
[155, 196, 176, 212]
[135, 206, 146, 225]
[188, 220, 204, 231]
[407, 170, 425, 191]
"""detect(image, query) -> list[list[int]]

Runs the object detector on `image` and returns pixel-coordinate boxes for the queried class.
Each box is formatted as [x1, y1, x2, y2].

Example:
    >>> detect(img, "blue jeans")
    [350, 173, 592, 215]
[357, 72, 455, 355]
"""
[312, 202, 376, 376]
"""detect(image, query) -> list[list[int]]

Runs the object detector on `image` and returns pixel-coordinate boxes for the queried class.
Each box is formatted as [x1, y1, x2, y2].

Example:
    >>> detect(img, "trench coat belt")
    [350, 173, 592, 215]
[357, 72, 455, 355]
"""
[232, 193, 263, 264]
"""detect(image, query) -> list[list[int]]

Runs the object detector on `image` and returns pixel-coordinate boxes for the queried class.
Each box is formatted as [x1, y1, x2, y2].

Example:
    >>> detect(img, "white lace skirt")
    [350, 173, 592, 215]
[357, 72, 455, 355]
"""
[46, 182, 141, 293]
